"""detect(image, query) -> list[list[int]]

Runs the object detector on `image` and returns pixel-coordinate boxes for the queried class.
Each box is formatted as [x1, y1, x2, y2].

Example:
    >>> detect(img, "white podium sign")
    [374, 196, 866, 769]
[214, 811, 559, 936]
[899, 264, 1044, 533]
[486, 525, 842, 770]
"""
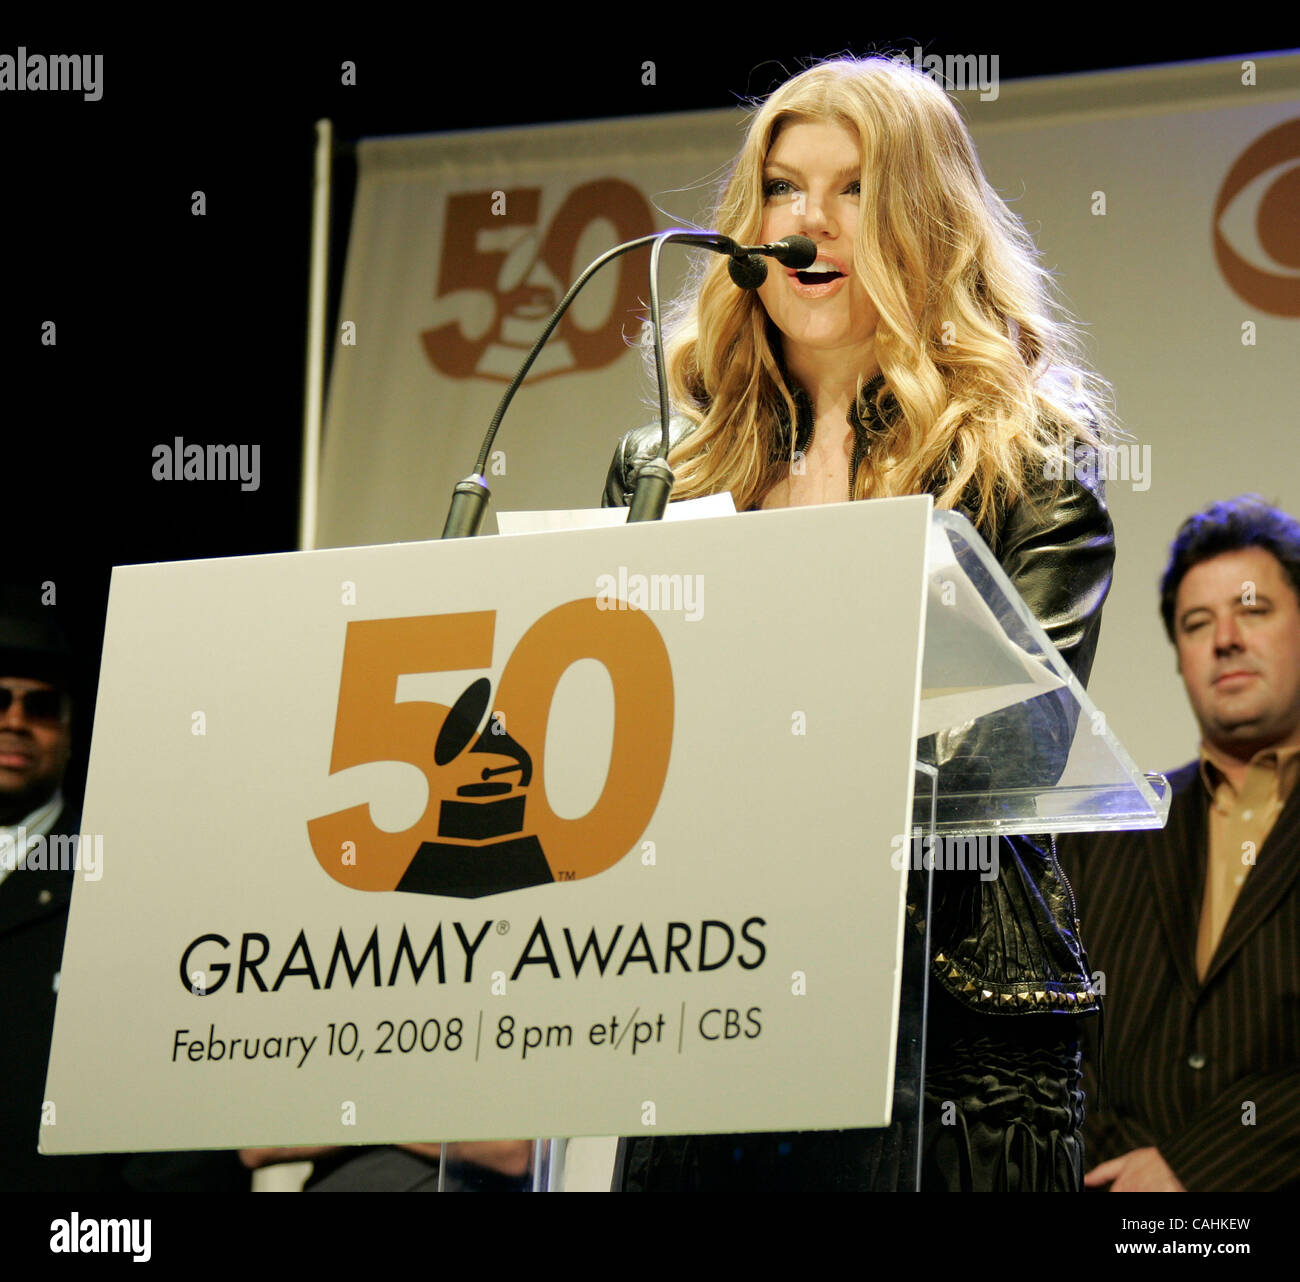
[42, 496, 930, 1152]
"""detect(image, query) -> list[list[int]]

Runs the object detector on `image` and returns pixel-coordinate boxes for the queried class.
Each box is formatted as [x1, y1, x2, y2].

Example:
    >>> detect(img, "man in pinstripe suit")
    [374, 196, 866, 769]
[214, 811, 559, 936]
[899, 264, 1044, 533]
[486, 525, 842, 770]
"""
[1058, 496, 1300, 1192]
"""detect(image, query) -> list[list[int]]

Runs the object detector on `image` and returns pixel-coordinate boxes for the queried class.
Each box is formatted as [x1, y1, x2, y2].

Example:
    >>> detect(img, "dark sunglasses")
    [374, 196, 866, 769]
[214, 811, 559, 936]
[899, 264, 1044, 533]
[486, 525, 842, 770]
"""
[0, 685, 69, 724]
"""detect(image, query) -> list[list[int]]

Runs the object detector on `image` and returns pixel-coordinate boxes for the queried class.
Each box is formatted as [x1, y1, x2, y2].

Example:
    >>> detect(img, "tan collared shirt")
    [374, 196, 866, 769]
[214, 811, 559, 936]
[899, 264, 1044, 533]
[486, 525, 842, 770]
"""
[1196, 741, 1300, 980]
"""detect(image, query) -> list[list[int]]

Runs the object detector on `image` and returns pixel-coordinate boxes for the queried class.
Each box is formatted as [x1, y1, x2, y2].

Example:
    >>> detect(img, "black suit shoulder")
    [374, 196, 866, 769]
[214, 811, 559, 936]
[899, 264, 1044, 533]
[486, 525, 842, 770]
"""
[0, 804, 129, 1191]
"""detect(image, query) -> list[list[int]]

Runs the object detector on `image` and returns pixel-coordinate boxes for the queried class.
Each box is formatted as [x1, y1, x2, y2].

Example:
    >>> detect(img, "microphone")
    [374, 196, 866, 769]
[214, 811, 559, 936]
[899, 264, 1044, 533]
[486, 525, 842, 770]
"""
[728, 254, 768, 289]
[665, 231, 819, 284]
[747, 235, 818, 267]
[727, 235, 818, 288]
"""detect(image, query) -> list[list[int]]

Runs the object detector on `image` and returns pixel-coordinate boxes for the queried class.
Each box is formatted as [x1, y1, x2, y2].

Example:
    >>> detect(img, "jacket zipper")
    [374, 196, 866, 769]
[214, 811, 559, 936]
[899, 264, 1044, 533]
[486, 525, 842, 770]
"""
[1049, 832, 1080, 926]
[850, 421, 871, 498]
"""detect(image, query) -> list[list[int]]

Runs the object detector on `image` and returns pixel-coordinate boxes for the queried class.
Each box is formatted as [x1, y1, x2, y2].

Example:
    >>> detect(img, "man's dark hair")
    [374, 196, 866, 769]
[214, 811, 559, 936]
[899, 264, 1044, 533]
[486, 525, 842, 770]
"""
[1160, 495, 1300, 641]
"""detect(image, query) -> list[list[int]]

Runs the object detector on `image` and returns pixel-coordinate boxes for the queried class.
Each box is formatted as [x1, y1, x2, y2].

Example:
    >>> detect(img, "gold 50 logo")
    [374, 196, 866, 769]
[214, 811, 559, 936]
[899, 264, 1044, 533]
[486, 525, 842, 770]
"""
[420, 180, 656, 382]
[307, 599, 673, 898]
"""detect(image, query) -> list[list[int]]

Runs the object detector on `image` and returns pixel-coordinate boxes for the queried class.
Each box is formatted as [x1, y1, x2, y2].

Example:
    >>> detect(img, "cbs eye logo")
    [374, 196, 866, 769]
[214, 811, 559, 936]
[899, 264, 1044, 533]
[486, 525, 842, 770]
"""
[307, 599, 673, 898]
[1214, 118, 1300, 318]
[421, 179, 656, 382]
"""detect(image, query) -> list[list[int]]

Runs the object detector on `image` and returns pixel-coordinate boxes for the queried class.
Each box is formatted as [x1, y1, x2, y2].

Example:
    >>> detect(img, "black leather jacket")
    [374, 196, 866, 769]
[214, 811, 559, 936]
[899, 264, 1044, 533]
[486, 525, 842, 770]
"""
[603, 381, 1114, 1017]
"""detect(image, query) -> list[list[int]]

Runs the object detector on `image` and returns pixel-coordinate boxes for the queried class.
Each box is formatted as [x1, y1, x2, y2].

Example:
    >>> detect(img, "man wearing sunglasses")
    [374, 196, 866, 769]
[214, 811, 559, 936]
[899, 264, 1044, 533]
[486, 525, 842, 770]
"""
[0, 599, 119, 1190]
[0, 677, 73, 832]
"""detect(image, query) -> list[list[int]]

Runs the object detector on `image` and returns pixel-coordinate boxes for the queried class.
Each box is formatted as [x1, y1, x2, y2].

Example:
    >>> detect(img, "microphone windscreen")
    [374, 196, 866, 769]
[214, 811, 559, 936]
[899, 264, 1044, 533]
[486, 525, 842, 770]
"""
[729, 254, 768, 289]
[774, 235, 817, 268]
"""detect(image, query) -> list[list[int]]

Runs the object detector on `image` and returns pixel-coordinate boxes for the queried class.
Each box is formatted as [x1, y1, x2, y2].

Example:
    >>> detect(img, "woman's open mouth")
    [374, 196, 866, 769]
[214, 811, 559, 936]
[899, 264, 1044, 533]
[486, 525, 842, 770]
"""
[788, 263, 847, 297]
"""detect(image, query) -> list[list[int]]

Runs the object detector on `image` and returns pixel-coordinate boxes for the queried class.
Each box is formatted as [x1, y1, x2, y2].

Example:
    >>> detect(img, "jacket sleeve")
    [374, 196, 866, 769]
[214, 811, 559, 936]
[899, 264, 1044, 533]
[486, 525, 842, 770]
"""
[602, 436, 635, 508]
[990, 457, 1115, 688]
[920, 455, 1115, 794]
[602, 418, 698, 509]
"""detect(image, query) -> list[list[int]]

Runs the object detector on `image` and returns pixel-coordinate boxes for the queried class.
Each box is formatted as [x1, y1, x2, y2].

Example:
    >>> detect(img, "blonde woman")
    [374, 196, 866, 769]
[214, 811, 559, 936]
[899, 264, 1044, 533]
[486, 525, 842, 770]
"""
[606, 55, 1115, 1192]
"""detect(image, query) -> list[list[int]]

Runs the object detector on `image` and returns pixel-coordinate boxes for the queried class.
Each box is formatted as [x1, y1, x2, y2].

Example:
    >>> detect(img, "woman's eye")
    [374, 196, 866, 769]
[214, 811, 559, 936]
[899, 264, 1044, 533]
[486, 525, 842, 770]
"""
[763, 177, 858, 199]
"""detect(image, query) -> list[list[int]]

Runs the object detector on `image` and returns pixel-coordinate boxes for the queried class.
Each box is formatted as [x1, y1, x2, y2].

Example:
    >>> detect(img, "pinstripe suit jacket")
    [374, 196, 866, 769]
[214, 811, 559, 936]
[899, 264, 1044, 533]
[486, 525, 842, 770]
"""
[1057, 760, 1300, 1190]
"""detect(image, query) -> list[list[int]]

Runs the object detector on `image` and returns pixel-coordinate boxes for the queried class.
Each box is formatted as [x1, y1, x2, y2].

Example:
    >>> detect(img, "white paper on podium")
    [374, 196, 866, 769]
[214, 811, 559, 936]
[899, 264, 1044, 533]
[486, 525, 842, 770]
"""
[496, 492, 736, 535]
[916, 522, 1065, 739]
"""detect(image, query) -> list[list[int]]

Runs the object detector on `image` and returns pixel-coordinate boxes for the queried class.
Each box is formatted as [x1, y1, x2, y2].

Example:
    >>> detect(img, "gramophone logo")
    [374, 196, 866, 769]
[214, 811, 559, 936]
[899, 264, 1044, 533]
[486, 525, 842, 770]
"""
[307, 599, 673, 898]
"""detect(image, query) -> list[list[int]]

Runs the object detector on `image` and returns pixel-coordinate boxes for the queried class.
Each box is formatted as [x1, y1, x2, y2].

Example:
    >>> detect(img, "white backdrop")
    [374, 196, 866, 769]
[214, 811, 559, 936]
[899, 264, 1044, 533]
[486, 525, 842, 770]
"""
[318, 53, 1300, 778]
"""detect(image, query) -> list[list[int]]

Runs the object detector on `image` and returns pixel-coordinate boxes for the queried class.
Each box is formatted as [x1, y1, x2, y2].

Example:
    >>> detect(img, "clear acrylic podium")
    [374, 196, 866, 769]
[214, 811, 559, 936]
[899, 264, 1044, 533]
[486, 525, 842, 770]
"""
[436, 508, 1169, 1191]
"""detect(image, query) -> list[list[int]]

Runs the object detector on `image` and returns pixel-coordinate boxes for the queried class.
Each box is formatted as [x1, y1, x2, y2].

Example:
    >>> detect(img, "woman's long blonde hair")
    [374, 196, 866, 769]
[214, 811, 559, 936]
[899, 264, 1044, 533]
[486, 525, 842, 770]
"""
[660, 55, 1112, 528]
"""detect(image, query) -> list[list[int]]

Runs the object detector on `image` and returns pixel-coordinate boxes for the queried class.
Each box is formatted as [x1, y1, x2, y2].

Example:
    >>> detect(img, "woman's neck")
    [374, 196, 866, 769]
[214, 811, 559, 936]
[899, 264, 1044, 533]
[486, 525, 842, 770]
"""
[782, 339, 880, 421]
